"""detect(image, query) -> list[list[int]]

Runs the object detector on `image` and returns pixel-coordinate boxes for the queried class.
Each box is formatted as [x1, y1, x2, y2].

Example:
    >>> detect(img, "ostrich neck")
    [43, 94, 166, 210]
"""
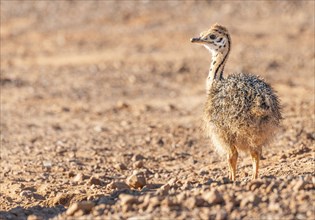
[206, 50, 229, 92]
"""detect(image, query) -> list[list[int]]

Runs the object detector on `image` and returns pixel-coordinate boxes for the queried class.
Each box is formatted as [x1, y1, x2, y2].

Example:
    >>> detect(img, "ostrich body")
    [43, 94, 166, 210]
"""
[191, 24, 281, 180]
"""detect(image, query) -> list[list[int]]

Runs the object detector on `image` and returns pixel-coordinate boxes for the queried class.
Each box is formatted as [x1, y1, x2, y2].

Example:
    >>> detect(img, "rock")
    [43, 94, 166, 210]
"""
[268, 201, 280, 211]
[132, 154, 145, 161]
[176, 191, 188, 202]
[167, 178, 178, 187]
[126, 173, 146, 189]
[68, 171, 75, 178]
[181, 181, 192, 190]
[293, 179, 306, 191]
[116, 101, 129, 110]
[156, 183, 171, 196]
[184, 196, 207, 209]
[247, 180, 264, 191]
[119, 194, 138, 205]
[72, 173, 87, 183]
[87, 176, 102, 186]
[27, 215, 43, 220]
[66, 201, 95, 216]
[203, 189, 224, 205]
[42, 160, 52, 168]
[266, 182, 277, 193]
[106, 181, 130, 190]
[199, 167, 209, 176]
[217, 210, 228, 220]
[20, 190, 33, 198]
[161, 183, 171, 191]
[204, 178, 214, 185]
[133, 160, 144, 169]
[115, 163, 128, 171]
[93, 125, 105, 133]
[98, 196, 115, 205]
[52, 193, 74, 206]
[218, 177, 231, 184]
[146, 197, 160, 212]
[240, 194, 261, 208]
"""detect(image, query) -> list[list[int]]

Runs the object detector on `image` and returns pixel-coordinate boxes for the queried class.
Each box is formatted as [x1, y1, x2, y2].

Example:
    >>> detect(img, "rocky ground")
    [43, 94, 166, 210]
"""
[0, 1, 314, 220]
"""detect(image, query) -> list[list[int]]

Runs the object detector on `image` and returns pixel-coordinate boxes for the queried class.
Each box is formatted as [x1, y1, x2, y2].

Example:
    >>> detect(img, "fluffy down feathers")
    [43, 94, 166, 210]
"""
[204, 73, 281, 153]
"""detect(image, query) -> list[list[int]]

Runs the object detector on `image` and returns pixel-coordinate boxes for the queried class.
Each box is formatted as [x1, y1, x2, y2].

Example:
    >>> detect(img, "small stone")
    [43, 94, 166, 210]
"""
[27, 215, 43, 220]
[66, 201, 95, 216]
[20, 190, 33, 198]
[132, 154, 145, 161]
[161, 183, 171, 191]
[115, 163, 128, 171]
[156, 183, 171, 196]
[268, 201, 280, 211]
[181, 181, 192, 190]
[42, 160, 52, 168]
[73, 209, 85, 217]
[184, 196, 207, 209]
[218, 176, 231, 184]
[107, 181, 130, 190]
[93, 125, 103, 133]
[126, 173, 147, 189]
[98, 197, 115, 205]
[247, 179, 264, 191]
[293, 179, 306, 191]
[168, 178, 178, 186]
[68, 171, 75, 178]
[52, 193, 74, 206]
[133, 160, 144, 169]
[72, 173, 87, 183]
[87, 176, 102, 186]
[203, 189, 224, 204]
[199, 167, 209, 176]
[146, 197, 160, 212]
[116, 101, 129, 110]
[240, 194, 261, 208]
[119, 194, 138, 205]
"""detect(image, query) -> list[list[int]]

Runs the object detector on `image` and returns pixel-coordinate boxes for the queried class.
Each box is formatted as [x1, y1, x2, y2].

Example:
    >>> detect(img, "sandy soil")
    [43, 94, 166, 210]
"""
[0, 1, 314, 220]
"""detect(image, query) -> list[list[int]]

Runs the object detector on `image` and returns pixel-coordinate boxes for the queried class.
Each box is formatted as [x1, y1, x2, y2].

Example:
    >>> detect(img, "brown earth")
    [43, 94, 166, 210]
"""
[0, 1, 314, 220]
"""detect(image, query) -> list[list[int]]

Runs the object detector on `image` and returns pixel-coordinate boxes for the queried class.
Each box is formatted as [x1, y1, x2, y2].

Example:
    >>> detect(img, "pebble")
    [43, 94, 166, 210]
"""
[119, 194, 138, 205]
[132, 154, 145, 161]
[247, 179, 264, 191]
[268, 201, 281, 211]
[203, 189, 224, 205]
[133, 160, 144, 169]
[240, 194, 261, 208]
[66, 201, 95, 216]
[20, 190, 33, 198]
[115, 163, 128, 171]
[126, 173, 146, 189]
[72, 173, 87, 183]
[293, 179, 306, 191]
[87, 176, 102, 186]
[52, 193, 73, 206]
[106, 181, 130, 190]
[156, 183, 171, 196]
[199, 167, 209, 176]
[184, 196, 207, 209]
[42, 160, 52, 168]
[27, 215, 43, 220]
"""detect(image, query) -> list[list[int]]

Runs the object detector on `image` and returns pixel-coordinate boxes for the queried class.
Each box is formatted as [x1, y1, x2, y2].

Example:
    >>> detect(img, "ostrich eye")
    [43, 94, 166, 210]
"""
[209, 34, 216, 40]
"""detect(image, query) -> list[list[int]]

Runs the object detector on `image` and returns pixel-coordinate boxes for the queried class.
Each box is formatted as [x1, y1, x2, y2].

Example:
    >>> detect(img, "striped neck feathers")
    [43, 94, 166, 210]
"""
[205, 37, 231, 92]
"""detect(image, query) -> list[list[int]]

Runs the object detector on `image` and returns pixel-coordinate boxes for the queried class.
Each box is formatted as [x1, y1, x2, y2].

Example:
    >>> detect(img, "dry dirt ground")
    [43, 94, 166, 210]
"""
[0, 1, 314, 220]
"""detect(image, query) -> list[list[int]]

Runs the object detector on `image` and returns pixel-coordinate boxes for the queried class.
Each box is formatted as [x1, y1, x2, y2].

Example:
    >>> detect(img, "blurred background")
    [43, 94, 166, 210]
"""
[0, 1, 314, 218]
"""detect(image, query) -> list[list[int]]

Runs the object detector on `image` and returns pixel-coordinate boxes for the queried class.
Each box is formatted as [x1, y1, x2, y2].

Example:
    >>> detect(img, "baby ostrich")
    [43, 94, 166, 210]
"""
[191, 24, 281, 180]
